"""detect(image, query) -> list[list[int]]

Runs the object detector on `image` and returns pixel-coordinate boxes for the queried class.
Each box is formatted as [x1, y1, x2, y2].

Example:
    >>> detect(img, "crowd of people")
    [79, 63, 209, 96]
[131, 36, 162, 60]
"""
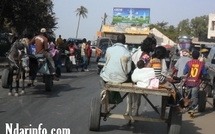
[6, 28, 208, 113]
[7, 28, 93, 87]
[100, 33, 208, 114]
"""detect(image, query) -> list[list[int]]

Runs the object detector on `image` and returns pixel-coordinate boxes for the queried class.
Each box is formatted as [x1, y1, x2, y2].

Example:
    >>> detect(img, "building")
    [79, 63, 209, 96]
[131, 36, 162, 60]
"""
[100, 25, 175, 46]
[150, 28, 175, 46]
[101, 25, 150, 45]
[208, 13, 215, 39]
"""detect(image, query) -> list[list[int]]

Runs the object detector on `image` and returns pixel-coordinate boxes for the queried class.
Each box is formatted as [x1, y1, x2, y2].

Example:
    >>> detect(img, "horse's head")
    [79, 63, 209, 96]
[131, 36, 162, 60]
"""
[20, 51, 29, 72]
[18, 43, 30, 72]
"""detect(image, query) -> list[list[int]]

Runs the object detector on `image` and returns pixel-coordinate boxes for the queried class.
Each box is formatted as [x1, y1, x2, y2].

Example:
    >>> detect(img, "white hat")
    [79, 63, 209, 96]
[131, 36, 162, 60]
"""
[9, 33, 13, 35]
[40, 28, 46, 33]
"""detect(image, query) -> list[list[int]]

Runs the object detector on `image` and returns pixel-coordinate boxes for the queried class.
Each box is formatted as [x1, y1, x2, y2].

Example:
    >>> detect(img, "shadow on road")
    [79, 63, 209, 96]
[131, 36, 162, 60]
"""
[88, 110, 202, 134]
[181, 120, 202, 134]
[28, 83, 83, 98]
[0, 111, 5, 113]
[58, 75, 78, 79]
[190, 107, 214, 119]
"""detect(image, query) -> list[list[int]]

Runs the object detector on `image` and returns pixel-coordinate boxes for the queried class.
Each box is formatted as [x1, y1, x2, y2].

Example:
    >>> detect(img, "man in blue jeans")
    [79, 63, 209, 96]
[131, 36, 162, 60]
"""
[184, 50, 207, 110]
[79, 38, 88, 71]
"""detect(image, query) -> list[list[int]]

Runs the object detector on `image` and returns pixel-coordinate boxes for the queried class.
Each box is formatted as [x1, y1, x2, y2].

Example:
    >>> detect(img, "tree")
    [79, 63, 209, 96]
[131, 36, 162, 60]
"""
[177, 19, 191, 35]
[0, 0, 57, 36]
[156, 21, 168, 29]
[75, 6, 88, 38]
[149, 22, 178, 42]
[165, 25, 178, 42]
[190, 15, 208, 40]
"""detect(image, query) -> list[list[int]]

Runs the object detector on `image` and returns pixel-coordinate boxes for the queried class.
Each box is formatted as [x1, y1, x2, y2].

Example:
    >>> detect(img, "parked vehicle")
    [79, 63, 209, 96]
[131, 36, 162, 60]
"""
[204, 46, 215, 108]
[96, 37, 116, 74]
[91, 44, 96, 57]
[96, 37, 116, 61]
[61, 38, 82, 67]
[97, 42, 109, 74]
[0, 37, 11, 64]
[67, 38, 83, 45]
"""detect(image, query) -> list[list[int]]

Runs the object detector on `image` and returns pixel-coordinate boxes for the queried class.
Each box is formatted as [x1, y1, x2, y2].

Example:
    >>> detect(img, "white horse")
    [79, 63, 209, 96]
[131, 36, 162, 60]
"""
[7, 38, 30, 96]
[125, 49, 143, 117]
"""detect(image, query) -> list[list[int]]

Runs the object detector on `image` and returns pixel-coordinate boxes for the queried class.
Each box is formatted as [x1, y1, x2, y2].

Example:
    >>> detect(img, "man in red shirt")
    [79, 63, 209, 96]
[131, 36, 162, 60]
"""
[184, 50, 207, 110]
[86, 40, 92, 65]
[68, 41, 77, 65]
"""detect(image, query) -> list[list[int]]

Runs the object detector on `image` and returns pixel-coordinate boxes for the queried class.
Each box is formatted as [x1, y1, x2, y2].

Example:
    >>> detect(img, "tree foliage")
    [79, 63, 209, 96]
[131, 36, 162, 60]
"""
[0, 0, 57, 37]
[149, 15, 209, 42]
[190, 15, 208, 39]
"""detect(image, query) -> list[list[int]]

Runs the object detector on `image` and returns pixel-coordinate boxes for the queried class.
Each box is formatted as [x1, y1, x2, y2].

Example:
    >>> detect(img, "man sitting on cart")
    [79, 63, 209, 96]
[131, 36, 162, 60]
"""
[100, 33, 131, 83]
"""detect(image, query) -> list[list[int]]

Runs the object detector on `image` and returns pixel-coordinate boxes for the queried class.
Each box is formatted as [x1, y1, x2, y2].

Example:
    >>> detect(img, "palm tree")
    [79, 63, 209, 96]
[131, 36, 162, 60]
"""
[75, 6, 88, 38]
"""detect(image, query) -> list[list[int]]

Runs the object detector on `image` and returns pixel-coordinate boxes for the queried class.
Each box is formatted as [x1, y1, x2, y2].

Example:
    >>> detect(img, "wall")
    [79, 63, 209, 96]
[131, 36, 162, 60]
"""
[208, 13, 215, 39]
[150, 28, 175, 46]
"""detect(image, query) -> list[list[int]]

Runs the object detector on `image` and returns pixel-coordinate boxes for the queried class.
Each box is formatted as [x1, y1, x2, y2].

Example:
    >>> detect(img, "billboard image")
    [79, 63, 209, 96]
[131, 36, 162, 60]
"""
[112, 7, 150, 24]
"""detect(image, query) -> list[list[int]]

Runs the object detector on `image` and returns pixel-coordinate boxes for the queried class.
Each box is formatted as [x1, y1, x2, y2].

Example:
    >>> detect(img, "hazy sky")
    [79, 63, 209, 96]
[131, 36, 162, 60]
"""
[53, 0, 215, 40]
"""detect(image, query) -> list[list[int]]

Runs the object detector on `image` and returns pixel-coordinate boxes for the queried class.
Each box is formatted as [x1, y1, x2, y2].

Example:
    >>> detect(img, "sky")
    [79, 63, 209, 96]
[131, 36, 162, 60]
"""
[52, 0, 215, 40]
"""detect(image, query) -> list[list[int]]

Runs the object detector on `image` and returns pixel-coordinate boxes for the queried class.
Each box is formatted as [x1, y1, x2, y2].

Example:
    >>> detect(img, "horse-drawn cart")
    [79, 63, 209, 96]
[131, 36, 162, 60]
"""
[89, 82, 182, 134]
[1, 54, 54, 94]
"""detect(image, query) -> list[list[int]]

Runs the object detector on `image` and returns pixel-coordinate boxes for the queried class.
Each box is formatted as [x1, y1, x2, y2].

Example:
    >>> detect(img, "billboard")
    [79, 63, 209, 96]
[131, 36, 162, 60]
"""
[113, 7, 150, 24]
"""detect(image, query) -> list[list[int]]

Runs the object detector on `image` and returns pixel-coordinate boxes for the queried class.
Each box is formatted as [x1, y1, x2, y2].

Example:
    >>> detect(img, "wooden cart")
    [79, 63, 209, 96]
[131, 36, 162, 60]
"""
[89, 82, 182, 134]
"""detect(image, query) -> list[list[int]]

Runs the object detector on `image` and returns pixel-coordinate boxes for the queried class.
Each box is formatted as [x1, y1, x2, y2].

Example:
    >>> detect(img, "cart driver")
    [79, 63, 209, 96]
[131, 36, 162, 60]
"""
[28, 28, 56, 74]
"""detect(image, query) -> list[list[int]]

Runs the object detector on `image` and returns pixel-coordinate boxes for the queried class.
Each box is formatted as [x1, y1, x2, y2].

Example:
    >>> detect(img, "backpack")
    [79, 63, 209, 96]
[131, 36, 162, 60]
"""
[86, 44, 92, 57]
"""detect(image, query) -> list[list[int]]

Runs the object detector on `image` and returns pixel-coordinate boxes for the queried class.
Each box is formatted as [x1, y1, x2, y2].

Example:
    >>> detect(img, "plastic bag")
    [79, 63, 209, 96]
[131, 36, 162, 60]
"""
[108, 91, 122, 104]
[149, 78, 159, 89]
[38, 62, 50, 74]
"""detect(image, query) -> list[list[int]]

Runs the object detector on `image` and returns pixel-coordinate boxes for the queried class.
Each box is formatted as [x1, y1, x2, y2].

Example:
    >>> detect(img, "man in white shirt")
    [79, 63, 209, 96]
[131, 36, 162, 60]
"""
[100, 34, 131, 83]
[80, 38, 88, 71]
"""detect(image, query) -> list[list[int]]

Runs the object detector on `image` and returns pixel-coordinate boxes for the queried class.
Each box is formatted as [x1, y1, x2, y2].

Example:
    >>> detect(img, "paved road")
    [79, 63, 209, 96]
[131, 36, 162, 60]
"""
[0, 58, 214, 134]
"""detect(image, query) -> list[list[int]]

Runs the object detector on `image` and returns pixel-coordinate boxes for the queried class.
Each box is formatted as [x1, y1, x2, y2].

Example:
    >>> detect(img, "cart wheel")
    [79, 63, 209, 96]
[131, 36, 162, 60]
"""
[198, 90, 206, 112]
[205, 85, 213, 97]
[89, 97, 101, 131]
[167, 107, 182, 134]
[65, 57, 72, 72]
[213, 88, 215, 108]
[45, 75, 53, 91]
[1, 68, 9, 88]
[213, 97, 215, 109]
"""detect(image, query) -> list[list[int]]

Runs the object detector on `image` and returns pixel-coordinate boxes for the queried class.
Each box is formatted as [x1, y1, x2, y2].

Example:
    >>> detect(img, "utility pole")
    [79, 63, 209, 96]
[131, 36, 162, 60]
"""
[100, 12, 107, 31]
[103, 12, 107, 25]
[98, 12, 107, 39]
